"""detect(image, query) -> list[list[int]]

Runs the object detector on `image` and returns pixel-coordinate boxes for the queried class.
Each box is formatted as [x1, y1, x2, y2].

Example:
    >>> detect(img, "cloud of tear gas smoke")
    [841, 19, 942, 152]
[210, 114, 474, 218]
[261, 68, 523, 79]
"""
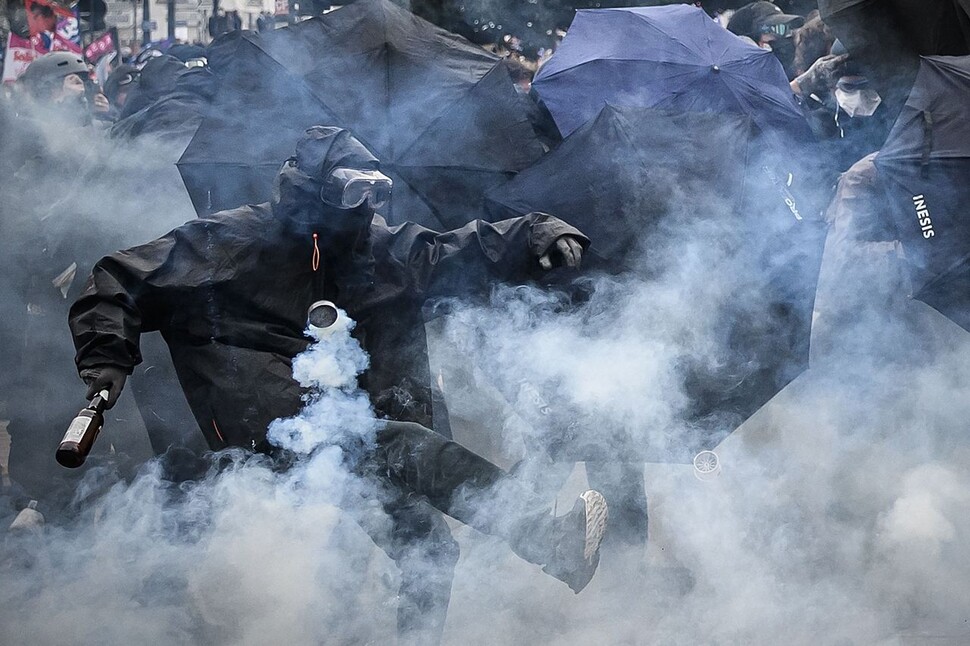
[267, 313, 376, 455]
[0, 97, 204, 472]
[2, 16, 969, 646]
[427, 140, 970, 644]
[0, 309, 401, 646]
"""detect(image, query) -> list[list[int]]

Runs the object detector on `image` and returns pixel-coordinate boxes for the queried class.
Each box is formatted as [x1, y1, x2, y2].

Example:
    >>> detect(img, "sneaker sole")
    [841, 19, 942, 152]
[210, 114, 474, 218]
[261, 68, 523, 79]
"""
[580, 490, 608, 562]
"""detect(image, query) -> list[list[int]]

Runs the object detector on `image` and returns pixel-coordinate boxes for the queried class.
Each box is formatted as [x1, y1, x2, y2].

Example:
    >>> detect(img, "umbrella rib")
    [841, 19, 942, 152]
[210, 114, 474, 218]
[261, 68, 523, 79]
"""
[539, 57, 713, 82]
[390, 163, 509, 173]
[628, 10, 715, 62]
[176, 162, 283, 167]
[393, 67, 502, 167]
[383, 165, 449, 230]
[241, 36, 386, 160]
[917, 249, 970, 296]
[382, 1, 393, 159]
[878, 150, 970, 162]
[716, 68, 802, 127]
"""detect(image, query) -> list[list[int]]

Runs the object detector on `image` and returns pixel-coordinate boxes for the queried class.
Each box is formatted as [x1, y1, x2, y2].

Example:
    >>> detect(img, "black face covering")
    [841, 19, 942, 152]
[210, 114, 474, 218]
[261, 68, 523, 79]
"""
[272, 129, 382, 300]
[770, 37, 798, 80]
[275, 126, 384, 237]
[287, 198, 372, 241]
[314, 204, 374, 241]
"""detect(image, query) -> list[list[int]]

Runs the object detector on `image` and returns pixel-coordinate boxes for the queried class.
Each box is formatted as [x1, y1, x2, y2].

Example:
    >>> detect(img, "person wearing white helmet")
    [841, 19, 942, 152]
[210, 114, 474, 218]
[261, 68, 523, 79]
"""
[1, 52, 111, 532]
[18, 51, 110, 118]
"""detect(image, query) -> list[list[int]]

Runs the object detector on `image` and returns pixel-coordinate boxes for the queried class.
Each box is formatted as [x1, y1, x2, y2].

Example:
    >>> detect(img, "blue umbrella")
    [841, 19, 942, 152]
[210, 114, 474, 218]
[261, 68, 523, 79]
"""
[532, 4, 812, 141]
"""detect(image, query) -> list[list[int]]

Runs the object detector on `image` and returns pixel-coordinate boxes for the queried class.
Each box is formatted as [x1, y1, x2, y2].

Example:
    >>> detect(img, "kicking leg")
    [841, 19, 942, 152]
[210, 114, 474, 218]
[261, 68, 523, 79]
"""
[585, 460, 648, 551]
[353, 487, 459, 646]
[374, 420, 609, 593]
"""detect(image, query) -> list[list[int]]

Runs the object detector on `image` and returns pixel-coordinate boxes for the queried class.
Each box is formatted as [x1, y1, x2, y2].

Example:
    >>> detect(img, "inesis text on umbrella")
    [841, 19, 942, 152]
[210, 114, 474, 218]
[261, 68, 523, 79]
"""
[913, 195, 936, 239]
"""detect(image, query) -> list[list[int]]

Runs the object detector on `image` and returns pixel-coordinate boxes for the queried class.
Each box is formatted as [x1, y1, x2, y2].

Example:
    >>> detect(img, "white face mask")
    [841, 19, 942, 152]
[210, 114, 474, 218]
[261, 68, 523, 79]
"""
[835, 87, 882, 118]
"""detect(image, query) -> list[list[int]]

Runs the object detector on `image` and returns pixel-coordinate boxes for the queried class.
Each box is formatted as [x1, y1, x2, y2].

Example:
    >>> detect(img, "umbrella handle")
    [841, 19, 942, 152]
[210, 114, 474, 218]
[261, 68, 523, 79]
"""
[921, 110, 934, 179]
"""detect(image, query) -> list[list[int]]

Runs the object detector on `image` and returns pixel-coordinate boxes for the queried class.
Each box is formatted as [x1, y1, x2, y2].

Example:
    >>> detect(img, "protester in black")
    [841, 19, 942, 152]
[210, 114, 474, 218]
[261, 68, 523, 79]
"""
[1, 53, 115, 514]
[727, 1, 806, 79]
[68, 126, 608, 644]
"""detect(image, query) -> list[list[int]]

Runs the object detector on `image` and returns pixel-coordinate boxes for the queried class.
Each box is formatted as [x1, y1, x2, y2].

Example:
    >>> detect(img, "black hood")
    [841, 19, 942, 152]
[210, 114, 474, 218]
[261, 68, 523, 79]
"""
[119, 55, 186, 119]
[294, 125, 380, 179]
[272, 127, 382, 240]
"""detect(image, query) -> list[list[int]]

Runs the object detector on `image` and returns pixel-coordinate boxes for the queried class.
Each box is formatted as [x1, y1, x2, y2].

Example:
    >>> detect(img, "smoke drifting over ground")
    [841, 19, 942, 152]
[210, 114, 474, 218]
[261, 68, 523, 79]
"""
[1, 308, 401, 645]
[433, 219, 970, 644]
[3, 72, 970, 646]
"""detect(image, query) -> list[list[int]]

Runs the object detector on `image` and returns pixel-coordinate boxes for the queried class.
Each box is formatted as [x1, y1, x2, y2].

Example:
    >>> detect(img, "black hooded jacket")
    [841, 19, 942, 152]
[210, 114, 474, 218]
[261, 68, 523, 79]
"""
[69, 127, 586, 449]
[110, 65, 215, 140]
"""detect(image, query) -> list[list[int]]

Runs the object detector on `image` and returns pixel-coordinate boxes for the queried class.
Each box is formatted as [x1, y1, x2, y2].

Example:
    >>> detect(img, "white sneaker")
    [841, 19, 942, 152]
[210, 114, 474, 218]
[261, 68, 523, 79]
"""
[8, 500, 45, 533]
[542, 490, 609, 593]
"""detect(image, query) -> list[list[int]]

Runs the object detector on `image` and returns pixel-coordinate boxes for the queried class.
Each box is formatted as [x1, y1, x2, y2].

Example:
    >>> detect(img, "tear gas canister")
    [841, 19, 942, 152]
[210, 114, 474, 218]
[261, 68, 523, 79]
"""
[693, 450, 722, 481]
[308, 300, 339, 330]
[307, 300, 351, 339]
[55, 390, 109, 468]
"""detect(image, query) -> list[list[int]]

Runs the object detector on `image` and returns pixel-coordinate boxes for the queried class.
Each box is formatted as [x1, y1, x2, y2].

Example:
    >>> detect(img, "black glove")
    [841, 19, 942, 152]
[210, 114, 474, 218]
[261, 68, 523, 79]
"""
[80, 366, 128, 409]
[539, 235, 585, 270]
[792, 54, 849, 98]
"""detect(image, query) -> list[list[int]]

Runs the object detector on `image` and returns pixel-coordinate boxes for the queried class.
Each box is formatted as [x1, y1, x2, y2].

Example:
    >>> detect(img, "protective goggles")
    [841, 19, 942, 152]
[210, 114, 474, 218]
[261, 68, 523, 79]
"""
[758, 21, 800, 38]
[115, 72, 137, 87]
[319, 168, 393, 210]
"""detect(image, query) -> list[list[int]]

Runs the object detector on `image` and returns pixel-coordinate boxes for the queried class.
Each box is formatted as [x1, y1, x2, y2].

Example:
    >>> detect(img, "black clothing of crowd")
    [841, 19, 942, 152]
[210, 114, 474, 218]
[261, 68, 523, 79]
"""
[2, 0, 967, 643]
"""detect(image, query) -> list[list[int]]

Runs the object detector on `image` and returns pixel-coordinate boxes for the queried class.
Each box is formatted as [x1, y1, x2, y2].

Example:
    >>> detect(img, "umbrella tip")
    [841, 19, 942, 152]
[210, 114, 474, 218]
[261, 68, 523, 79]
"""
[712, 65, 720, 73]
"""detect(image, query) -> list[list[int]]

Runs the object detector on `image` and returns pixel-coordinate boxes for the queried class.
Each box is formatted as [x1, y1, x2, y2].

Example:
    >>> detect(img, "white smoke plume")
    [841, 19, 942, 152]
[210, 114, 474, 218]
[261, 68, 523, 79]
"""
[2, 35, 969, 646]
[1, 308, 401, 645]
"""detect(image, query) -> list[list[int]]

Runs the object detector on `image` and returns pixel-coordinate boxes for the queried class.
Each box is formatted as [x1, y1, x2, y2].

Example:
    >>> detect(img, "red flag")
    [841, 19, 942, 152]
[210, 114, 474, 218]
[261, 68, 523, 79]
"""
[84, 30, 116, 63]
[24, 0, 73, 37]
[23, 0, 81, 56]
[2, 33, 38, 83]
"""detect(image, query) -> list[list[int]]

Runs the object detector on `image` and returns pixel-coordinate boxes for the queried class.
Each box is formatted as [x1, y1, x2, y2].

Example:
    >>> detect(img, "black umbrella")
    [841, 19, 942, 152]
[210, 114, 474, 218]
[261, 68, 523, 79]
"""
[819, 0, 970, 59]
[486, 106, 827, 461]
[179, 0, 543, 229]
[818, 0, 970, 124]
[874, 56, 970, 331]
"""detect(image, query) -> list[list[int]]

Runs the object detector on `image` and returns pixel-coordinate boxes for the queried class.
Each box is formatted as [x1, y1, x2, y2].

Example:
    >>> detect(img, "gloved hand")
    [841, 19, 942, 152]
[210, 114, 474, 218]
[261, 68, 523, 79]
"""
[792, 53, 849, 98]
[80, 366, 128, 409]
[539, 235, 584, 270]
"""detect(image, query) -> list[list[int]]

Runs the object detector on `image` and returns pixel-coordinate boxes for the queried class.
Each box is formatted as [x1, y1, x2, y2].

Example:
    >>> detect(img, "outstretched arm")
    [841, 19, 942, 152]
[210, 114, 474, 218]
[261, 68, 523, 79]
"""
[69, 218, 234, 405]
[375, 212, 589, 299]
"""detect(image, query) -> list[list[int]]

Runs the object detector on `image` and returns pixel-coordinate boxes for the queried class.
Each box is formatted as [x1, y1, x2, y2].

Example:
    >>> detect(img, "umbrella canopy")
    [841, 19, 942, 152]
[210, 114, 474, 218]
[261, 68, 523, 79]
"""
[817, 1, 970, 129]
[530, 4, 813, 141]
[818, 0, 970, 60]
[179, 0, 543, 230]
[486, 105, 827, 461]
[874, 56, 970, 331]
[487, 106, 750, 268]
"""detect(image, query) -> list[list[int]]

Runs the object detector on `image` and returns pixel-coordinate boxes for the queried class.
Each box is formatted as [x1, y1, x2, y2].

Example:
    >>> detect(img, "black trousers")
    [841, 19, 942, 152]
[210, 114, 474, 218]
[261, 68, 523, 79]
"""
[359, 420, 552, 644]
[506, 381, 648, 552]
[512, 454, 647, 551]
[224, 420, 552, 645]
